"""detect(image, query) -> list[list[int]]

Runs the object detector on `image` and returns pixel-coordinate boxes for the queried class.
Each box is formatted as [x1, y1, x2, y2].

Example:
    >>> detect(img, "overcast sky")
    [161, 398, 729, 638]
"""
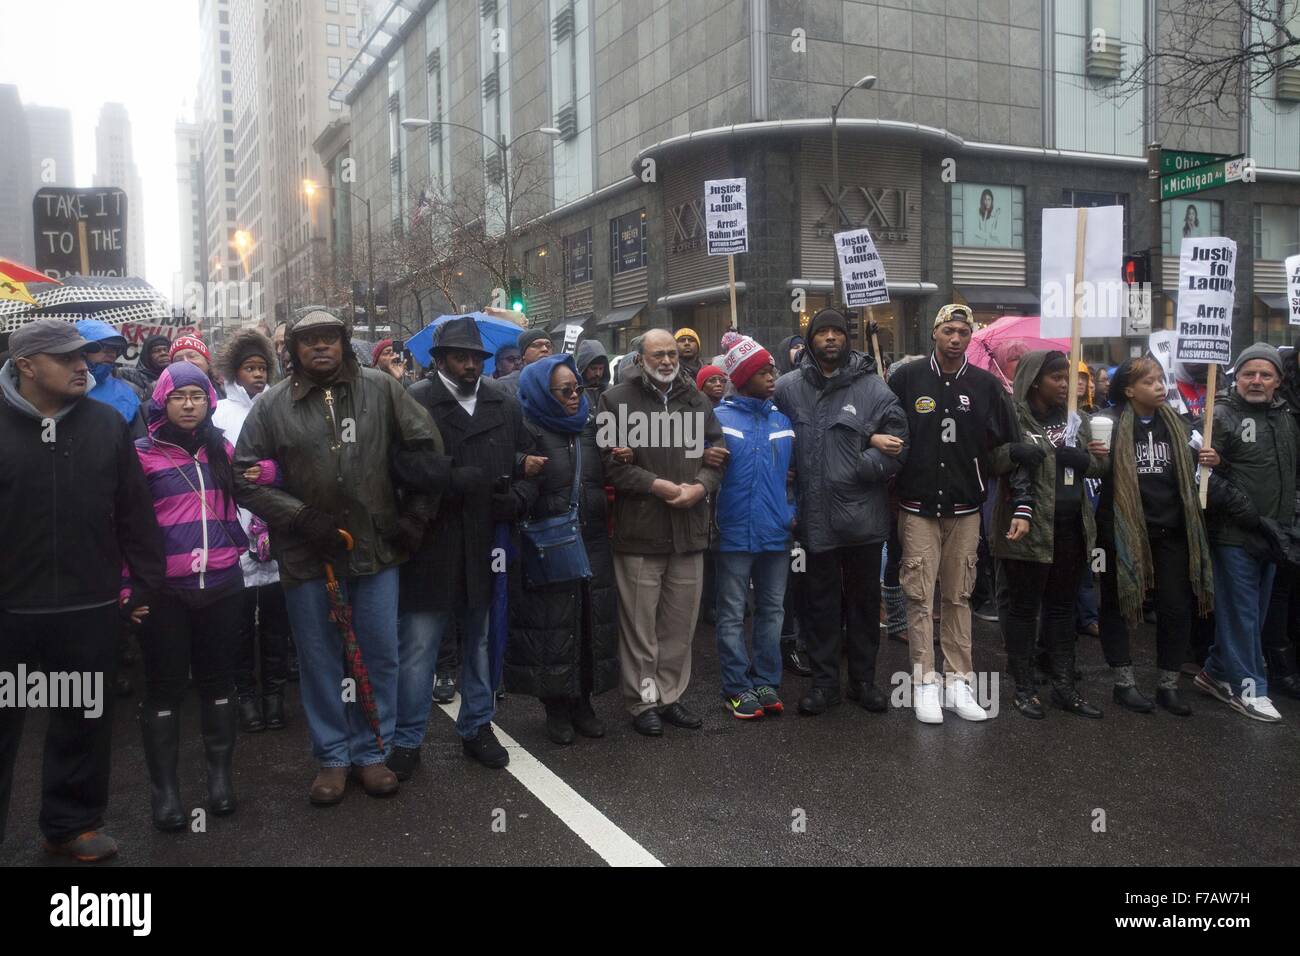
[1, 0, 200, 297]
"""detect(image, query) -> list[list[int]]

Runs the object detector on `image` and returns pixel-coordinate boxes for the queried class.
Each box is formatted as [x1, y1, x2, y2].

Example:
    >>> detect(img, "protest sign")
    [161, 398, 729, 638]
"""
[562, 324, 583, 354]
[32, 187, 129, 279]
[833, 227, 889, 308]
[1174, 237, 1236, 365]
[1039, 205, 1125, 340]
[1286, 253, 1300, 327]
[704, 178, 748, 256]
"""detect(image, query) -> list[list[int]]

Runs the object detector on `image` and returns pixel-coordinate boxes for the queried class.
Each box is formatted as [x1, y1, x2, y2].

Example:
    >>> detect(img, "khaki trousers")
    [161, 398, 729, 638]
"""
[898, 511, 981, 684]
[614, 551, 703, 715]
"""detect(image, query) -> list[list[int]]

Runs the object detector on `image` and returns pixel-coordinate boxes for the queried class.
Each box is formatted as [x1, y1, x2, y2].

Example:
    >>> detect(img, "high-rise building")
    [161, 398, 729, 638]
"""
[176, 119, 205, 294]
[196, 0, 240, 299]
[93, 102, 147, 278]
[25, 104, 75, 189]
[0, 84, 35, 266]
[231, 0, 266, 322]
[258, 0, 371, 321]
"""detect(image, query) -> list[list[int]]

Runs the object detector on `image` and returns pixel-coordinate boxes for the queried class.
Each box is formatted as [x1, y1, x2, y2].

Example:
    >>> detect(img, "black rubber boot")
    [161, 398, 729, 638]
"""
[542, 698, 576, 745]
[139, 705, 186, 831]
[200, 697, 238, 816]
[237, 695, 265, 733]
[262, 690, 286, 730]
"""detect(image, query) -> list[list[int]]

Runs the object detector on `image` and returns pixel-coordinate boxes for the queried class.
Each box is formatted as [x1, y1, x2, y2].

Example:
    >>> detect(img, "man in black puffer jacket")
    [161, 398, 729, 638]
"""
[774, 308, 909, 716]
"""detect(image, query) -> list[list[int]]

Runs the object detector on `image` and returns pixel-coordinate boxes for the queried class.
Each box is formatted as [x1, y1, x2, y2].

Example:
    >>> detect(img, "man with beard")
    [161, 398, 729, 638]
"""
[674, 328, 703, 385]
[493, 344, 522, 379]
[597, 329, 725, 735]
[494, 329, 554, 397]
[575, 339, 611, 408]
[775, 308, 909, 716]
[396, 317, 540, 772]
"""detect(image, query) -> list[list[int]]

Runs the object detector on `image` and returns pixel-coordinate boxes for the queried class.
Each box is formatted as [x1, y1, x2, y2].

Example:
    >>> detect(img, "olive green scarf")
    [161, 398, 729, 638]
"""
[1111, 403, 1214, 624]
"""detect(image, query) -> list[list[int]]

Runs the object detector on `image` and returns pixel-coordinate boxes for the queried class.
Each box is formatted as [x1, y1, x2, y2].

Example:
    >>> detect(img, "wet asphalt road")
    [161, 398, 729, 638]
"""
[3, 615, 1298, 867]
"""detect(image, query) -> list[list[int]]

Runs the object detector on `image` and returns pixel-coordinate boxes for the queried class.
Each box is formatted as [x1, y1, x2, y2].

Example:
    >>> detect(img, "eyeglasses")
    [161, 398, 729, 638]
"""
[299, 330, 341, 347]
[550, 384, 585, 399]
[167, 391, 209, 407]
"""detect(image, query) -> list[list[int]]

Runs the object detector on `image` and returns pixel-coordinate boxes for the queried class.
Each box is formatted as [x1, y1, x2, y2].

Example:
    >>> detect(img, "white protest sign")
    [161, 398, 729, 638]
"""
[1039, 205, 1125, 339]
[704, 178, 748, 256]
[1174, 237, 1236, 365]
[834, 227, 889, 307]
[1148, 329, 1186, 414]
[562, 324, 583, 354]
[1287, 253, 1300, 327]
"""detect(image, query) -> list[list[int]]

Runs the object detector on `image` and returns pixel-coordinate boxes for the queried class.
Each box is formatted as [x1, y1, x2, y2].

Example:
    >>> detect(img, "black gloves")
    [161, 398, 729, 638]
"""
[395, 513, 427, 554]
[490, 489, 520, 521]
[293, 506, 341, 550]
[1008, 442, 1046, 468]
[1055, 445, 1093, 472]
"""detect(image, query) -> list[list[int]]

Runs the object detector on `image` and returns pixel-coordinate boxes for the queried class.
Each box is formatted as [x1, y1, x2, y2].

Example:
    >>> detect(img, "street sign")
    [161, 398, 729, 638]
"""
[1159, 150, 1230, 175]
[1159, 155, 1245, 200]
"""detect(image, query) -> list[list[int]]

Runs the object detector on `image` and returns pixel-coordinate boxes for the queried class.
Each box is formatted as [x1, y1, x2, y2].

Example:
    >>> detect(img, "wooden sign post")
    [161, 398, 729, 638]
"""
[727, 253, 738, 330]
[1067, 208, 1087, 420]
[1199, 365, 1218, 508]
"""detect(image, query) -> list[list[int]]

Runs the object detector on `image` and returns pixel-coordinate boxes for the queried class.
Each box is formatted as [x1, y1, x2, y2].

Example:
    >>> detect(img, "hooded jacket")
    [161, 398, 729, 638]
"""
[76, 318, 147, 436]
[987, 350, 1106, 564]
[596, 363, 725, 554]
[774, 335, 804, 375]
[0, 359, 165, 611]
[575, 339, 611, 406]
[133, 365, 248, 602]
[713, 393, 796, 552]
[774, 349, 908, 552]
[120, 333, 172, 392]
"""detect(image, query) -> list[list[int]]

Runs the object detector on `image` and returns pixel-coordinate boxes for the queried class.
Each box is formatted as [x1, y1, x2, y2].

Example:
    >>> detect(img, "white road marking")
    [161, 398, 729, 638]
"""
[438, 698, 664, 867]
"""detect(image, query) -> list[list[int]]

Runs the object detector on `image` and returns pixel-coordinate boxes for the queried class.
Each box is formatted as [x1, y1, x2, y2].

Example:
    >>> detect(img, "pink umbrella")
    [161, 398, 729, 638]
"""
[968, 315, 1070, 392]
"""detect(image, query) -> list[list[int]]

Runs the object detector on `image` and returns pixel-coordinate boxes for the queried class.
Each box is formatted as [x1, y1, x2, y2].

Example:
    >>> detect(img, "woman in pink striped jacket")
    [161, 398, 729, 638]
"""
[127, 361, 270, 831]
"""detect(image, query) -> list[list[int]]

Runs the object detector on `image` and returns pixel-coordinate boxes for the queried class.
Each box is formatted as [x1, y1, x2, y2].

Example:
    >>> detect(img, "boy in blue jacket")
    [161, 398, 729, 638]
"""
[713, 336, 796, 719]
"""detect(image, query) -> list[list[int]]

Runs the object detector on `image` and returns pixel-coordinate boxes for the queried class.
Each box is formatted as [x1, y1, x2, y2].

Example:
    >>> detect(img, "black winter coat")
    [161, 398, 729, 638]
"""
[401, 374, 536, 612]
[504, 420, 619, 700]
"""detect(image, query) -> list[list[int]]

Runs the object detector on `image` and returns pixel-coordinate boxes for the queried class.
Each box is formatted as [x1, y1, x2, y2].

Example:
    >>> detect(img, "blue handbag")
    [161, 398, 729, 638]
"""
[518, 438, 592, 588]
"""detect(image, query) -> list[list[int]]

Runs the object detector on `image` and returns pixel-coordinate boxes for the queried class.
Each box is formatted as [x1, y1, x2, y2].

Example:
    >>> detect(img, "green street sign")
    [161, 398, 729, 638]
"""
[1159, 155, 1246, 200]
[1160, 149, 1230, 175]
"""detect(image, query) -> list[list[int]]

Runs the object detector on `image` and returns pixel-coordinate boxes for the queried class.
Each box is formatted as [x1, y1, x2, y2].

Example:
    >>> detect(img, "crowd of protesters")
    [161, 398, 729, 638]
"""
[1, 300, 1298, 862]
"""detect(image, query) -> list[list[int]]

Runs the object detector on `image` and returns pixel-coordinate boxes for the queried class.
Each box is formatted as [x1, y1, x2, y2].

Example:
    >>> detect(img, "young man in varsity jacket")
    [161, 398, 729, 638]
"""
[888, 304, 1032, 724]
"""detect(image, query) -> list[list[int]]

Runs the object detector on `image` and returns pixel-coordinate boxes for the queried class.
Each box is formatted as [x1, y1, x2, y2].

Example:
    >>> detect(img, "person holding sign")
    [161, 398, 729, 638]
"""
[1091, 357, 1215, 716]
[1196, 343, 1298, 723]
[986, 351, 1108, 720]
[775, 308, 909, 716]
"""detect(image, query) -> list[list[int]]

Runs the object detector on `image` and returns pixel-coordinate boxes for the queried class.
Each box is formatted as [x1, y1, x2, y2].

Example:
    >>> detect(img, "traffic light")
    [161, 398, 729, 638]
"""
[1123, 251, 1150, 286]
[508, 276, 525, 313]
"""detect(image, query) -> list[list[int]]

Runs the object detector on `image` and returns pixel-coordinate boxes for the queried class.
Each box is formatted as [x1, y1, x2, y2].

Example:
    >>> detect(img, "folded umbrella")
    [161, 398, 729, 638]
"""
[322, 529, 384, 755]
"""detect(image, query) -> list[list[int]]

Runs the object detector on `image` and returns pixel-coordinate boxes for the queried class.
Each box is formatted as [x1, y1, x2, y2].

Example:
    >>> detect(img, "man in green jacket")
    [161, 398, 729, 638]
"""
[596, 329, 725, 737]
[1196, 342, 1298, 723]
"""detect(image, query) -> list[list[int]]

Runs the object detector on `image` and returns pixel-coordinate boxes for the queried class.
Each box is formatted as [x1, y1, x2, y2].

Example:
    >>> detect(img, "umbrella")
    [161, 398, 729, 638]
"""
[0, 258, 61, 307]
[405, 311, 529, 377]
[967, 315, 1070, 392]
[0, 275, 170, 334]
[322, 529, 384, 755]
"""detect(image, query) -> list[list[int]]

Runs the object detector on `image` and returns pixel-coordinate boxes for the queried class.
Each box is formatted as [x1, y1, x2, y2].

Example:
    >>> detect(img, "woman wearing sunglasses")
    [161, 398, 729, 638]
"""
[504, 354, 618, 744]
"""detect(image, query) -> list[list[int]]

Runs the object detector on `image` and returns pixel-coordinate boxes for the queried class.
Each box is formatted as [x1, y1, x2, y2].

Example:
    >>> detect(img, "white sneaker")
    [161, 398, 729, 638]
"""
[914, 682, 943, 723]
[1231, 694, 1282, 723]
[944, 679, 989, 721]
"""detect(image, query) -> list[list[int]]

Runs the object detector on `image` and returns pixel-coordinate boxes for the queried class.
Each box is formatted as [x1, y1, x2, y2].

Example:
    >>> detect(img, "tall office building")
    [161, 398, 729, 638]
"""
[231, 0, 266, 321]
[25, 104, 75, 189]
[196, 0, 240, 298]
[176, 119, 205, 293]
[93, 102, 147, 278]
[0, 84, 35, 266]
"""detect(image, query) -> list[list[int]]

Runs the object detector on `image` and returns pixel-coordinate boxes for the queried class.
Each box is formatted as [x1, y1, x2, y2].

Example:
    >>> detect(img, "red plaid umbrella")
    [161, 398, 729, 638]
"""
[322, 530, 384, 754]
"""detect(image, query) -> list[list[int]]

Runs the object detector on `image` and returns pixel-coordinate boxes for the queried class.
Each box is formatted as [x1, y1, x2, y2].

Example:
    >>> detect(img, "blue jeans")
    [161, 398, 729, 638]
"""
[396, 607, 493, 744]
[1207, 546, 1275, 697]
[714, 551, 789, 696]
[282, 568, 399, 767]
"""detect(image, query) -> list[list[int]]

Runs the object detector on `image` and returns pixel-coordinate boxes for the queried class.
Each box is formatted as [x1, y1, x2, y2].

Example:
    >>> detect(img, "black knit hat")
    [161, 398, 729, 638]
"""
[517, 327, 551, 352]
[807, 307, 849, 337]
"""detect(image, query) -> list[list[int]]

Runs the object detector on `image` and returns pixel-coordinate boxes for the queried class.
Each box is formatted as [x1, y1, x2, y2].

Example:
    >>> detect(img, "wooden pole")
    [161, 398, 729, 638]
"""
[867, 305, 882, 369]
[1067, 207, 1087, 420]
[727, 254, 738, 329]
[1199, 363, 1218, 508]
[77, 220, 90, 276]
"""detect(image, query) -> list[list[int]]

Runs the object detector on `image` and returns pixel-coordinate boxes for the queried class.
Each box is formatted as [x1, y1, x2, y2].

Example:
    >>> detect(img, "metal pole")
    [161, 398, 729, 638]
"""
[1147, 142, 1163, 329]
[365, 197, 375, 336]
[831, 102, 840, 310]
[500, 137, 511, 298]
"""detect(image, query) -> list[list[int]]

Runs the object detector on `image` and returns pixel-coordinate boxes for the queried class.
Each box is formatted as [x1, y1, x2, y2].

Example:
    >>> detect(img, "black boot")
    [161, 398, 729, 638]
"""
[542, 698, 575, 745]
[781, 639, 813, 677]
[571, 695, 605, 738]
[262, 690, 286, 730]
[138, 705, 186, 831]
[1008, 657, 1045, 719]
[237, 695, 265, 733]
[200, 697, 238, 816]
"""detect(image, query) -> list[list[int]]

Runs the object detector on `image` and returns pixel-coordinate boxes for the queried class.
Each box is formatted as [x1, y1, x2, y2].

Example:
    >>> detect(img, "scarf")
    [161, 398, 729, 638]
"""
[1111, 403, 1214, 624]
[518, 354, 589, 435]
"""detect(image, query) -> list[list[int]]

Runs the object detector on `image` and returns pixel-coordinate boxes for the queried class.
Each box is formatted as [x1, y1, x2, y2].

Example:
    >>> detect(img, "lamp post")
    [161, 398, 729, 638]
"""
[303, 178, 375, 334]
[830, 75, 877, 309]
[399, 118, 560, 298]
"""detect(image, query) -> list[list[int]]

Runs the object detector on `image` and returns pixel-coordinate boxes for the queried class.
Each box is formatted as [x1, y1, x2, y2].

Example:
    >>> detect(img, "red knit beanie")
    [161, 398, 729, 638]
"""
[695, 364, 725, 391]
[169, 335, 210, 363]
[371, 338, 394, 366]
[722, 336, 773, 389]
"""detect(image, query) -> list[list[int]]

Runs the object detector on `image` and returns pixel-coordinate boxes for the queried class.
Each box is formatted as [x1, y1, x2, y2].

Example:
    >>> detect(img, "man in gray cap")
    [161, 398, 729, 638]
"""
[233, 309, 446, 803]
[1198, 342, 1298, 723]
[493, 327, 554, 397]
[0, 320, 166, 861]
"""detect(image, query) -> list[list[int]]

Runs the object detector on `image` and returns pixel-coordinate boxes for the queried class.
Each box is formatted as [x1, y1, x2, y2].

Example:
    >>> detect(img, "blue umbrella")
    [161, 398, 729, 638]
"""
[406, 312, 527, 378]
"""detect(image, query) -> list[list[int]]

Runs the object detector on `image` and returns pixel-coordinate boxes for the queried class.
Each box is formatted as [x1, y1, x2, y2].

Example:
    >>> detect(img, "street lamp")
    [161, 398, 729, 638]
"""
[303, 177, 376, 335]
[399, 118, 561, 298]
[830, 75, 877, 308]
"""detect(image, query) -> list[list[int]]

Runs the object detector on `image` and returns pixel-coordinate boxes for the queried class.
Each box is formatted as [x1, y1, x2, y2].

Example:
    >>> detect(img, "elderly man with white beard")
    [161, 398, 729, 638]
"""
[595, 329, 727, 736]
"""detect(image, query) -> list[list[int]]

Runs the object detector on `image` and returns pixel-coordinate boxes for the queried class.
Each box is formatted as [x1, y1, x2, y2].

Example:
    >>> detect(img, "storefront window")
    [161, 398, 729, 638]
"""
[1255, 204, 1300, 261]
[951, 184, 1024, 249]
[1163, 199, 1221, 257]
[609, 209, 647, 274]
[563, 227, 592, 285]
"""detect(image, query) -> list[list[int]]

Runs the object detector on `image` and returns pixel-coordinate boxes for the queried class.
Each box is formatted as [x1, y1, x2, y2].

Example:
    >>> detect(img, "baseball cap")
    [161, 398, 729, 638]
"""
[8, 319, 91, 360]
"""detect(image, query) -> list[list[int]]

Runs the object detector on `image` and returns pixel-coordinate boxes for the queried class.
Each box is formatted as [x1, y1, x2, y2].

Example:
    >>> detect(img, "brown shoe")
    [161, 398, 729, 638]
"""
[309, 766, 348, 806]
[43, 830, 119, 862]
[351, 762, 399, 797]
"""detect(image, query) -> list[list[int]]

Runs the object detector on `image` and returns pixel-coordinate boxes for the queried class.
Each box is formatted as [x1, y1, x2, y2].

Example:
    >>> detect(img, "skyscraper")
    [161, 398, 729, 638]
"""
[176, 118, 205, 294]
[196, 0, 239, 296]
[25, 104, 75, 190]
[0, 84, 35, 266]
[93, 102, 146, 278]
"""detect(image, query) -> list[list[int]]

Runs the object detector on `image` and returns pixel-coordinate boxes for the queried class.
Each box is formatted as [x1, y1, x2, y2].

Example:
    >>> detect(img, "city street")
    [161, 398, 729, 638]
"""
[4, 615, 1297, 868]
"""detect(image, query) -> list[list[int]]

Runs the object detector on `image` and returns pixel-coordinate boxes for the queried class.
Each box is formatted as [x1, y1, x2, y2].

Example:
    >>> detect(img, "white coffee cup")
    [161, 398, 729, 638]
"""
[1091, 416, 1113, 450]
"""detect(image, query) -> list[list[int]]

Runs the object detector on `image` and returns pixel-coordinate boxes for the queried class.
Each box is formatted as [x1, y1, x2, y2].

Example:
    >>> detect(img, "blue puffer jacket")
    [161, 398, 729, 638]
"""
[714, 394, 796, 552]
